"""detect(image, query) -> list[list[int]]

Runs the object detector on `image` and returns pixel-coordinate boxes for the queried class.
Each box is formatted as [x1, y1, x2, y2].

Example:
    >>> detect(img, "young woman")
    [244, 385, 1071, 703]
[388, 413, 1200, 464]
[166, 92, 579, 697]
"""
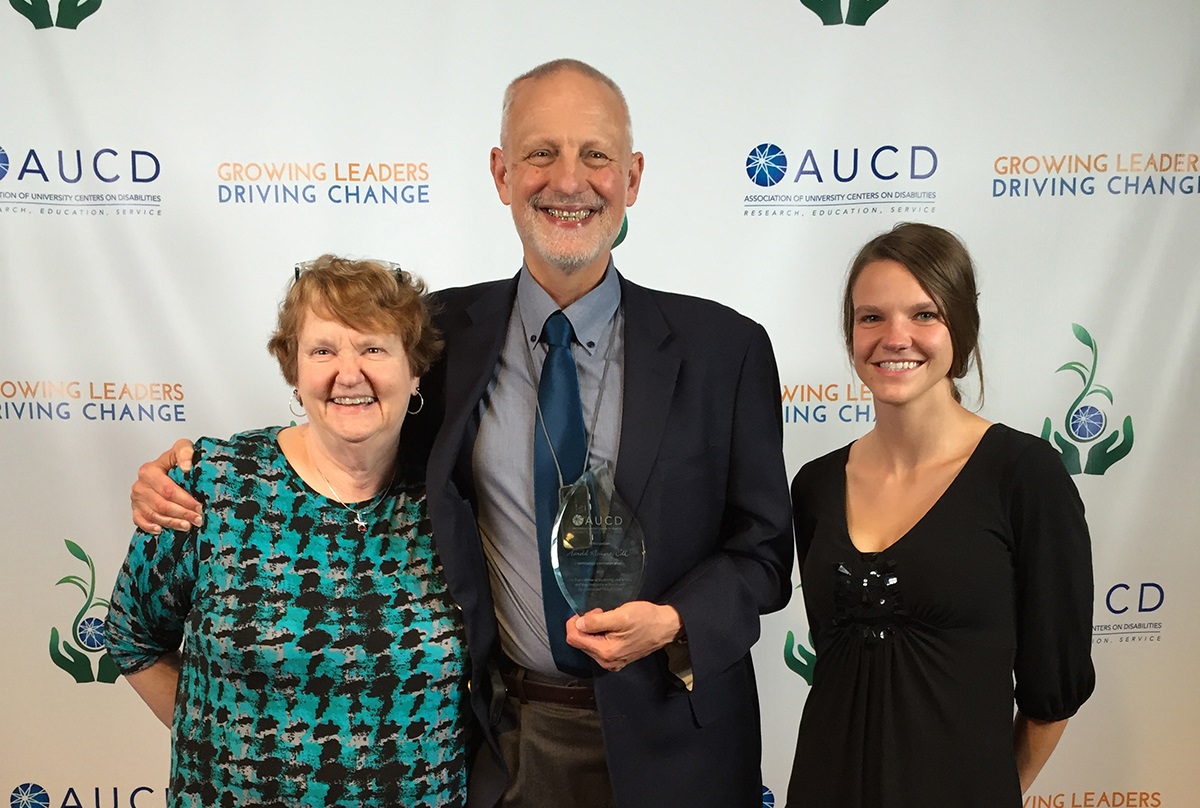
[787, 223, 1095, 808]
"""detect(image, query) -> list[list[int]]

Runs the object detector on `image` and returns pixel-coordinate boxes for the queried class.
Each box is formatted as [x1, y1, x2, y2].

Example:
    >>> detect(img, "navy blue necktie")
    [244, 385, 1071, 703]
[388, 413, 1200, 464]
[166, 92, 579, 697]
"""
[534, 311, 592, 676]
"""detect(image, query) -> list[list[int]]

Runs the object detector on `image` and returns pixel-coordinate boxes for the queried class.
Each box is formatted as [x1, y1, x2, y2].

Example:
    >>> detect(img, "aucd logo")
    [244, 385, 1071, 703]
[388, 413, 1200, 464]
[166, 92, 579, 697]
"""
[9, 0, 102, 30]
[10, 783, 159, 808]
[1106, 582, 1164, 616]
[2, 146, 161, 184]
[743, 140, 939, 219]
[746, 142, 937, 187]
[0, 145, 163, 217]
[49, 540, 120, 684]
[747, 144, 788, 187]
[1094, 580, 1164, 645]
[10, 783, 49, 808]
[1040, 323, 1134, 475]
[801, 0, 891, 27]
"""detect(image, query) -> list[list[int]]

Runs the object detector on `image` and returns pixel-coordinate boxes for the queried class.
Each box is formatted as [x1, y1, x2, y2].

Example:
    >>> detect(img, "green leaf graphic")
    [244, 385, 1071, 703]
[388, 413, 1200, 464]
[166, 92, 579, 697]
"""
[55, 576, 88, 596]
[1055, 361, 1088, 382]
[64, 539, 89, 563]
[1071, 322, 1094, 350]
[1044, 324, 1132, 476]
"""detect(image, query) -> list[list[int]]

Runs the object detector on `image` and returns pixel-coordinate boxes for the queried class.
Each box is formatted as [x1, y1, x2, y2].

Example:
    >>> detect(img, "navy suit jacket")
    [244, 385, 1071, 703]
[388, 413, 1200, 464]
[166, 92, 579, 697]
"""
[403, 271, 793, 808]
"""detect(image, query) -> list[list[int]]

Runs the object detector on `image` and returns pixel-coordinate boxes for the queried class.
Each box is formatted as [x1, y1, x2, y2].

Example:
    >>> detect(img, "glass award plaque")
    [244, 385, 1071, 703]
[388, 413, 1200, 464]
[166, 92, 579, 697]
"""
[551, 463, 646, 614]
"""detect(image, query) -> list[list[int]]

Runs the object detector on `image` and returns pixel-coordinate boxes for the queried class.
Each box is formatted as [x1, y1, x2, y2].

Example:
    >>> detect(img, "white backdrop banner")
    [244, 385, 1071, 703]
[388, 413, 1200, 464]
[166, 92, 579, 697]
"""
[2, 2, 1198, 807]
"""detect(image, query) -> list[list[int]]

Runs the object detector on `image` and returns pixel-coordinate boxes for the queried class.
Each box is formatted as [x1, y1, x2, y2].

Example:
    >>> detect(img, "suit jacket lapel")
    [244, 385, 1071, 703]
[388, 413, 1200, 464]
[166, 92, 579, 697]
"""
[432, 275, 519, 487]
[431, 271, 679, 515]
[615, 277, 680, 515]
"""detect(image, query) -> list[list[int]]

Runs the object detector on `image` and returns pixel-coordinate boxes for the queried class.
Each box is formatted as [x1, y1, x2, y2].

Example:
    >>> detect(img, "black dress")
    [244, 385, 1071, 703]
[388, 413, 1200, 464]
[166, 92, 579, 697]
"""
[786, 424, 1095, 808]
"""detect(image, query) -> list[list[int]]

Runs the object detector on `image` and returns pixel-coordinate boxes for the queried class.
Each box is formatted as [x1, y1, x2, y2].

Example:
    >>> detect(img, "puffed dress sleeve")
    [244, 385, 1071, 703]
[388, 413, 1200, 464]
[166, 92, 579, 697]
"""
[105, 458, 204, 675]
[1008, 437, 1097, 720]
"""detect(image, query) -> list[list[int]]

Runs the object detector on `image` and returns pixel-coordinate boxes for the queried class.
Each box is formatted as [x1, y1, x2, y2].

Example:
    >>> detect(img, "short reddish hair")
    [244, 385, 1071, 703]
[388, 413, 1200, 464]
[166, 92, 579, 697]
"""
[267, 254, 442, 386]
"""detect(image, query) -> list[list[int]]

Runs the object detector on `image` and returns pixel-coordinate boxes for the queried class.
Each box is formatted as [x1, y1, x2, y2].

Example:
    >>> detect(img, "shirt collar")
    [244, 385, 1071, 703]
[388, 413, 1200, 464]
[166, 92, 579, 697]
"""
[517, 259, 621, 357]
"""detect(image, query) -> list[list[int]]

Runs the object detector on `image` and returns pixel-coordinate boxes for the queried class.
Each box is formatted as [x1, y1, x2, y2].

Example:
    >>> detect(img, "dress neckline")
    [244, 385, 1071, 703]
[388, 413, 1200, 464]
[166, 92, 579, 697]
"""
[840, 423, 1000, 555]
[270, 425, 400, 510]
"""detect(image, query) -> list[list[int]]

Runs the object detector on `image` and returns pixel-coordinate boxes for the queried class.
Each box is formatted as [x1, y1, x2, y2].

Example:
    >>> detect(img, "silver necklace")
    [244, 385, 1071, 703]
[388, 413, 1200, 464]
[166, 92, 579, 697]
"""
[313, 462, 368, 530]
[310, 448, 394, 531]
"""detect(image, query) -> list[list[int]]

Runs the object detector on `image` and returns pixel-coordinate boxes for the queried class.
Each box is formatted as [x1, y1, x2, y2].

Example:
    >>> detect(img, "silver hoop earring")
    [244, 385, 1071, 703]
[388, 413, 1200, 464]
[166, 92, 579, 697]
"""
[408, 390, 424, 415]
[289, 389, 306, 417]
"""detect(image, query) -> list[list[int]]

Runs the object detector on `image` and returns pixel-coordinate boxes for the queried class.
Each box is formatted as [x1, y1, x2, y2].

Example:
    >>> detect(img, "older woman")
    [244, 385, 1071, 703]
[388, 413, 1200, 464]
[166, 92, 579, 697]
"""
[105, 256, 466, 808]
[786, 224, 1095, 808]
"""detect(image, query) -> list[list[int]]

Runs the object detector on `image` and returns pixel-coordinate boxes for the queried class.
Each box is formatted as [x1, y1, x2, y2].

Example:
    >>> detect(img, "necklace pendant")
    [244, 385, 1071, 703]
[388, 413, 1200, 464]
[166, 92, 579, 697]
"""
[353, 514, 367, 530]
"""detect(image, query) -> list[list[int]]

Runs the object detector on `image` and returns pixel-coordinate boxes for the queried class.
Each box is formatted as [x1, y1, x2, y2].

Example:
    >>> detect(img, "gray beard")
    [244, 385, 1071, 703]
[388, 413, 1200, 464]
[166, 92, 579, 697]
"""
[538, 248, 599, 275]
[528, 226, 617, 275]
[523, 197, 617, 274]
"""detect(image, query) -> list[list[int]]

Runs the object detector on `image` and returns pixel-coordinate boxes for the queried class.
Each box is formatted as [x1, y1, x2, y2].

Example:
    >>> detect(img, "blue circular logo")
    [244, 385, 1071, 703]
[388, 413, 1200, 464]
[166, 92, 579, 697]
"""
[0, 147, 10, 181]
[746, 143, 787, 187]
[1069, 404, 1106, 442]
[762, 786, 775, 807]
[11, 784, 50, 808]
[77, 615, 106, 650]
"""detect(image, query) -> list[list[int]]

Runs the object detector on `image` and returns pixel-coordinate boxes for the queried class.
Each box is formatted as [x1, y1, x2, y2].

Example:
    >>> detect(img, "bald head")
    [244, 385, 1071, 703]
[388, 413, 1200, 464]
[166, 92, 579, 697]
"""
[499, 58, 634, 150]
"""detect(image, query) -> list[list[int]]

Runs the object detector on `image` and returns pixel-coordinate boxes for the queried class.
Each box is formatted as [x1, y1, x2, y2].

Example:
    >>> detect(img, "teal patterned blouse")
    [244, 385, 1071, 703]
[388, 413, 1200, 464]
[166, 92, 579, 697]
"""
[106, 428, 468, 807]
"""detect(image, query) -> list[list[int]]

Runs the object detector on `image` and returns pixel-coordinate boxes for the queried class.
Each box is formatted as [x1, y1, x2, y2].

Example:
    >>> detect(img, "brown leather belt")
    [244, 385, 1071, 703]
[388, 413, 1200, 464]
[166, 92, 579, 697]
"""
[501, 666, 597, 710]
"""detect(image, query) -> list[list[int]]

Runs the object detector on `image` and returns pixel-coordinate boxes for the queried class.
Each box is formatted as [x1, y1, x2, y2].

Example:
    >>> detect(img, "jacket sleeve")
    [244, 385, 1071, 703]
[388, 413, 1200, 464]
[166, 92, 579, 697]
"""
[659, 321, 794, 684]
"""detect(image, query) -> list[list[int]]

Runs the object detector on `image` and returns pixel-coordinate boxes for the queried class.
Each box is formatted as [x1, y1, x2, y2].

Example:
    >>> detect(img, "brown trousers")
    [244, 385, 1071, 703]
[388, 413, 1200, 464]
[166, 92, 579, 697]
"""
[497, 697, 617, 808]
